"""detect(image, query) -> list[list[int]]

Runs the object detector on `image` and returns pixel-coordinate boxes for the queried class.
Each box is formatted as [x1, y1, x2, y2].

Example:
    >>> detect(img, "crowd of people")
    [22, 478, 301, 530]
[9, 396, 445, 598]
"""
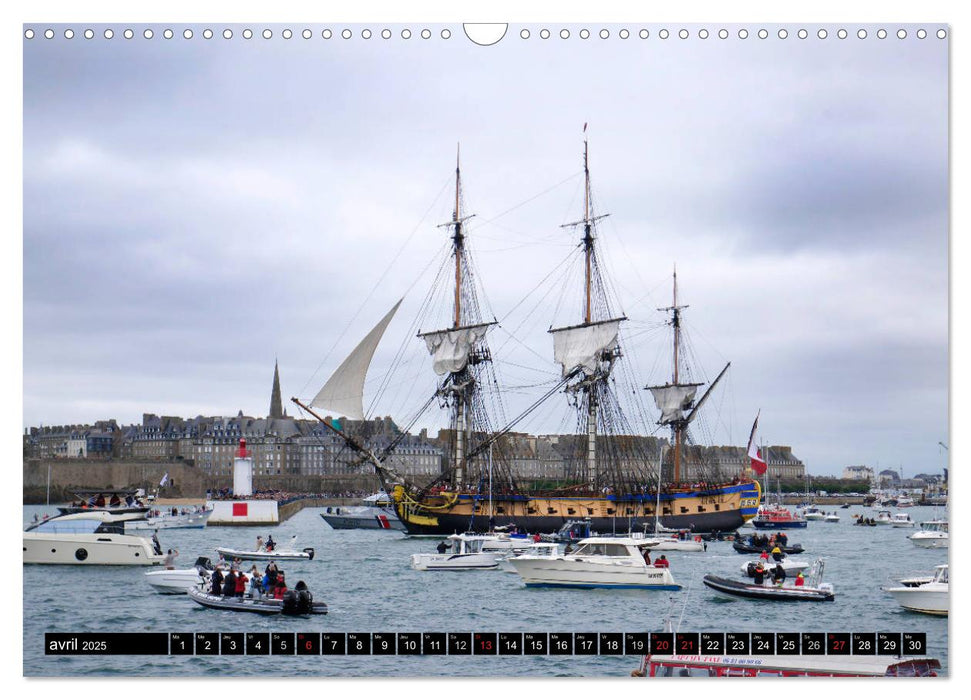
[208, 559, 289, 600]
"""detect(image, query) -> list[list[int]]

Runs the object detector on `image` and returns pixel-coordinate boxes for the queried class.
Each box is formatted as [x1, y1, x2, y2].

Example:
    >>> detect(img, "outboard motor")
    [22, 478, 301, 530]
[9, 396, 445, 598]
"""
[194, 556, 215, 572]
[282, 590, 299, 615]
[303, 548, 315, 560]
[294, 580, 313, 614]
[745, 562, 759, 577]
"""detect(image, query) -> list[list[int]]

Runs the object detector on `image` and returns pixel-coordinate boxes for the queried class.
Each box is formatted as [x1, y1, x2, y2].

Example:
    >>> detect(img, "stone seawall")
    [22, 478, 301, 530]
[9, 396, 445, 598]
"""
[22, 458, 382, 504]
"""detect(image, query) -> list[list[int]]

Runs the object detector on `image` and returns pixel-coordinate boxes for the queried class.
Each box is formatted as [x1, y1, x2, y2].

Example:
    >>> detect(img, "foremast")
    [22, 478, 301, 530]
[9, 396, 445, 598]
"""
[646, 269, 730, 484]
[418, 146, 494, 491]
[550, 137, 624, 488]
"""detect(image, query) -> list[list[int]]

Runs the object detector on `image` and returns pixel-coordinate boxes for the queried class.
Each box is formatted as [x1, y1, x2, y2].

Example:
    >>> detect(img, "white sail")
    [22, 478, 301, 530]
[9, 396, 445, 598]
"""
[648, 384, 702, 424]
[310, 300, 402, 420]
[550, 319, 621, 378]
[420, 323, 492, 376]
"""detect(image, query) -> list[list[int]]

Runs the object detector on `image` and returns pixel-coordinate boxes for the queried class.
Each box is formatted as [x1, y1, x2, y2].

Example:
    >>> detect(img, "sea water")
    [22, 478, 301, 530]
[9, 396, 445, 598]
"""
[22, 504, 949, 677]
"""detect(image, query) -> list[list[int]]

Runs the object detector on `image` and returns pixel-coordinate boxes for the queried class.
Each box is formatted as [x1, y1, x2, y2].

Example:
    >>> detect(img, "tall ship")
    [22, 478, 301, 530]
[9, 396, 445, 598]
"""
[294, 141, 761, 536]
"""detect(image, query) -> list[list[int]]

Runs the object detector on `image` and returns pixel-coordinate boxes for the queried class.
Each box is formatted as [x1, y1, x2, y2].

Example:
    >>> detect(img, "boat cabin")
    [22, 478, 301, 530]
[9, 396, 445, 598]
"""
[919, 520, 948, 533]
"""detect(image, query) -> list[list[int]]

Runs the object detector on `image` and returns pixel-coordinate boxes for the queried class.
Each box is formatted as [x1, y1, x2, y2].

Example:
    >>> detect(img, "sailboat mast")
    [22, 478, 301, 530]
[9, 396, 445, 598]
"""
[582, 139, 597, 485]
[452, 145, 466, 489]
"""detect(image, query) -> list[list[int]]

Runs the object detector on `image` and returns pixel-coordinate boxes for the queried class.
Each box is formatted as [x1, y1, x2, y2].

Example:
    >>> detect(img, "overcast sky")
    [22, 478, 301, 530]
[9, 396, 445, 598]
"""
[23, 22, 948, 477]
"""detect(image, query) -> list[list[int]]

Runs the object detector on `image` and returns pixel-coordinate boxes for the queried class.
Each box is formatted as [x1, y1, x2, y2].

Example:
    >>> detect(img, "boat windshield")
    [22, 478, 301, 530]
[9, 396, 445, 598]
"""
[934, 567, 948, 584]
[921, 521, 948, 532]
[570, 543, 630, 557]
[25, 518, 122, 534]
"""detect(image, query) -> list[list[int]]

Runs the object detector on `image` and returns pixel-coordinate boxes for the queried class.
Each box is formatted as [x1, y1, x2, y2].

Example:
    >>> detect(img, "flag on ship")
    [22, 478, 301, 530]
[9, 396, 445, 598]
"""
[747, 413, 767, 475]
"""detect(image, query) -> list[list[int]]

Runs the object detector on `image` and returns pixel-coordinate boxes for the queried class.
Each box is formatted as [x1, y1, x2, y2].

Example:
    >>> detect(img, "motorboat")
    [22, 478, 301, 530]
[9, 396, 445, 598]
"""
[873, 509, 893, 525]
[732, 535, 804, 555]
[215, 535, 315, 561]
[144, 556, 215, 594]
[635, 653, 940, 677]
[823, 513, 840, 522]
[319, 492, 405, 531]
[802, 506, 826, 521]
[187, 582, 327, 616]
[126, 506, 213, 531]
[24, 510, 165, 566]
[479, 531, 534, 553]
[703, 560, 834, 602]
[499, 542, 559, 573]
[751, 505, 807, 529]
[411, 534, 504, 570]
[507, 536, 682, 590]
[740, 556, 810, 578]
[896, 496, 916, 508]
[642, 532, 705, 552]
[909, 520, 949, 548]
[884, 564, 948, 616]
[889, 512, 916, 528]
[56, 489, 150, 516]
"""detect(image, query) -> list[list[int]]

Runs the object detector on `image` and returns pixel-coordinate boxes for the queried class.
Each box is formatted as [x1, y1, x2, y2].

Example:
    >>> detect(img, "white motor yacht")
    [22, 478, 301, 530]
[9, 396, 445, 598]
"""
[802, 506, 826, 521]
[24, 511, 165, 565]
[823, 513, 840, 522]
[508, 537, 681, 589]
[126, 506, 213, 531]
[411, 534, 503, 571]
[642, 534, 705, 552]
[884, 564, 948, 616]
[909, 520, 949, 548]
[499, 542, 559, 573]
[889, 513, 916, 528]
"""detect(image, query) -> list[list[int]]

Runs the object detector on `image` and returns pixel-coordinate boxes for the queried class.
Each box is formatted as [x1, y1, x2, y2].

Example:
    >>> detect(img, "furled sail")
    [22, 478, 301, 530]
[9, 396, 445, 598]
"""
[419, 322, 493, 376]
[647, 383, 703, 424]
[550, 318, 622, 378]
[310, 299, 402, 420]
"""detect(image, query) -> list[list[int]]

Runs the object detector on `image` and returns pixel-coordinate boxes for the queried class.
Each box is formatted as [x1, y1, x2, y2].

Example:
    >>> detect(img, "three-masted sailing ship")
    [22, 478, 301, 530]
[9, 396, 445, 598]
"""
[294, 142, 761, 535]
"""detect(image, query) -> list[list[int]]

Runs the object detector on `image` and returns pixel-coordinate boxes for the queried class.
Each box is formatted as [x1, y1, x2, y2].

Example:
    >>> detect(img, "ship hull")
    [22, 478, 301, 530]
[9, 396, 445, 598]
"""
[392, 481, 761, 536]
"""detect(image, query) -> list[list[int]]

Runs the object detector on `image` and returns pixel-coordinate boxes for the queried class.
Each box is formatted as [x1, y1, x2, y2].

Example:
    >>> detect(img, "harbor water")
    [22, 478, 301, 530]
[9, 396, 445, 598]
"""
[22, 504, 949, 677]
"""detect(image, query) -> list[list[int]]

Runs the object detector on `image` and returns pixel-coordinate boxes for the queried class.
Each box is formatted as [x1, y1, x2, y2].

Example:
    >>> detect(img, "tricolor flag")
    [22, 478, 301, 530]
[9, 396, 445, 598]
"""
[746, 413, 767, 475]
[159, 472, 169, 487]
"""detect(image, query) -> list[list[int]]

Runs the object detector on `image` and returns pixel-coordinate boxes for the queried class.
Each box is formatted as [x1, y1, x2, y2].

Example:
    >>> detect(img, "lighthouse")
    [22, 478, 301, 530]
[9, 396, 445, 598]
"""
[233, 438, 254, 497]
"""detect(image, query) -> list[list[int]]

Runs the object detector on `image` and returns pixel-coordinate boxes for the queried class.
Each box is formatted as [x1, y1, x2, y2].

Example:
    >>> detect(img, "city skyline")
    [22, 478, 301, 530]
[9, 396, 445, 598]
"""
[23, 22, 948, 478]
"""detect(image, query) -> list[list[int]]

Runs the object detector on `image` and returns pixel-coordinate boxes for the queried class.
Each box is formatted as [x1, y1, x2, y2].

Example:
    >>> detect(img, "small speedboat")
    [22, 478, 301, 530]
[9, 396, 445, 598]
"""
[751, 505, 808, 529]
[889, 513, 916, 528]
[883, 565, 948, 616]
[216, 536, 315, 561]
[873, 509, 893, 525]
[740, 557, 810, 578]
[909, 520, 948, 548]
[411, 534, 503, 570]
[705, 560, 834, 602]
[802, 506, 826, 521]
[187, 583, 327, 616]
[823, 513, 840, 523]
[144, 556, 215, 594]
[642, 531, 705, 552]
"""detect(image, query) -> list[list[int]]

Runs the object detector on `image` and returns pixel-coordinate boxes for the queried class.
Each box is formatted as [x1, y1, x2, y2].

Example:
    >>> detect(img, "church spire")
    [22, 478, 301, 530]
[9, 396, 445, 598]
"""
[269, 359, 283, 419]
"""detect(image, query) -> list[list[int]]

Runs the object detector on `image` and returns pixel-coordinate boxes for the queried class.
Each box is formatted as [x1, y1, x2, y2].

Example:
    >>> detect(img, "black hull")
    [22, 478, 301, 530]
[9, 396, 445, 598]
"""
[733, 542, 804, 555]
[187, 589, 327, 615]
[399, 511, 748, 537]
[703, 575, 834, 602]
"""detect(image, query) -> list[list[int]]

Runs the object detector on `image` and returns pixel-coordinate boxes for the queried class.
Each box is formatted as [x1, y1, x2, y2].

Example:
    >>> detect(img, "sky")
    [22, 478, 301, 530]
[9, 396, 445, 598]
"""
[22, 19, 949, 478]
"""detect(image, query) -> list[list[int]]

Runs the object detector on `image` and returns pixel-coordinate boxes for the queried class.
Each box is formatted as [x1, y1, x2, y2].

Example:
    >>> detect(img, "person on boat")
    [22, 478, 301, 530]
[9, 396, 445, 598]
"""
[772, 563, 787, 586]
[94, 494, 106, 508]
[532, 533, 541, 543]
[777, 532, 788, 546]
[653, 555, 669, 568]
[771, 545, 785, 562]
[753, 563, 766, 586]
[266, 535, 276, 552]
[210, 567, 224, 595]
[642, 548, 652, 565]
[109, 493, 121, 507]
[794, 572, 805, 587]
[565, 543, 574, 554]
[273, 572, 287, 600]
[759, 549, 770, 562]
[256, 535, 265, 552]
[436, 541, 448, 554]
[234, 570, 247, 598]
[249, 565, 262, 599]
[162, 548, 179, 570]
[151, 531, 162, 555]
[223, 569, 237, 597]
[265, 561, 279, 588]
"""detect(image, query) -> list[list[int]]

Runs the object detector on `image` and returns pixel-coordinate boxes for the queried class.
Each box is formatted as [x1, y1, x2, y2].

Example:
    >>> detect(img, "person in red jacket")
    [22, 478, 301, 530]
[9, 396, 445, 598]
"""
[794, 572, 805, 587]
[234, 570, 247, 598]
[653, 555, 669, 568]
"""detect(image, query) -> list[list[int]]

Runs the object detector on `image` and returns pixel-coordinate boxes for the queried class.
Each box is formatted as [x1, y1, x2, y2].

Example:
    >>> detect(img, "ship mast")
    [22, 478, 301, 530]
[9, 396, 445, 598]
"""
[551, 135, 621, 488]
[662, 268, 688, 482]
[450, 145, 468, 488]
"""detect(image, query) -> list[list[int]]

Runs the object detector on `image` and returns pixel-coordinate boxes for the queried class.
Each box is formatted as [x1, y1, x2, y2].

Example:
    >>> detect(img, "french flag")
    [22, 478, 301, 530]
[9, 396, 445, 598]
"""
[747, 412, 767, 475]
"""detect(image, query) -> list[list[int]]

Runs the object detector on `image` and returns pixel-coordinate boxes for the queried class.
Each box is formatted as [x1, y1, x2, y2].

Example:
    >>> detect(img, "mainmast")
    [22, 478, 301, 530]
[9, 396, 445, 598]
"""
[662, 268, 688, 482]
[451, 146, 467, 488]
[551, 134, 622, 488]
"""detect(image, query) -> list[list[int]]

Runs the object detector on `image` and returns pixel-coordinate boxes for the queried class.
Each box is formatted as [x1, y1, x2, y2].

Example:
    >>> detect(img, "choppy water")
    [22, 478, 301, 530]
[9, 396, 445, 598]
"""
[22, 504, 949, 677]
